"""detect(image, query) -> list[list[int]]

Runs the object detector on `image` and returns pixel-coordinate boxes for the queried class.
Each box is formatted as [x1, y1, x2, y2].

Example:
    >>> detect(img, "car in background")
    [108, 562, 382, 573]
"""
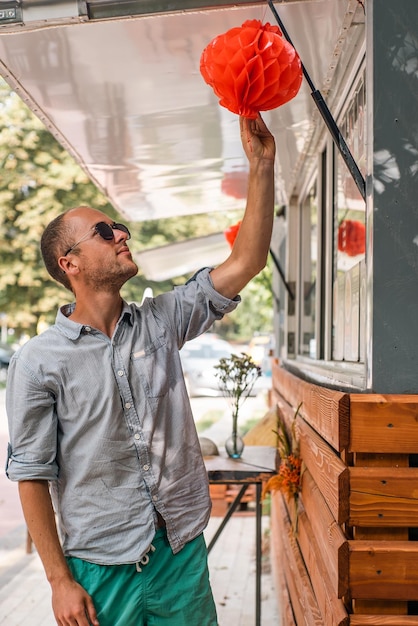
[247, 333, 275, 377]
[180, 333, 270, 397]
[0, 342, 15, 382]
[180, 334, 236, 397]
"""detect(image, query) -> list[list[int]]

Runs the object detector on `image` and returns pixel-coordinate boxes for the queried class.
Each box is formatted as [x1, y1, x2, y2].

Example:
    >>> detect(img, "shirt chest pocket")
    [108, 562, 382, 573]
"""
[130, 335, 171, 398]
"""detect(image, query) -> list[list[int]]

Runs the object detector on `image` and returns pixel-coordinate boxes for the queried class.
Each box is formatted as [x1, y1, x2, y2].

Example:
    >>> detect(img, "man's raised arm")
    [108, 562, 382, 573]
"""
[210, 114, 276, 299]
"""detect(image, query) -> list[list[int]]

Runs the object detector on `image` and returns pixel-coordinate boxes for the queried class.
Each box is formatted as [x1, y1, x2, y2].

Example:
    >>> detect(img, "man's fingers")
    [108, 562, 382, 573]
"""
[85, 598, 100, 626]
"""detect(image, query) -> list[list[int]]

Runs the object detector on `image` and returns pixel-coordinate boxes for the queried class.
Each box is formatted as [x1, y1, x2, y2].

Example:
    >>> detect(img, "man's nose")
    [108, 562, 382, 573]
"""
[114, 227, 129, 242]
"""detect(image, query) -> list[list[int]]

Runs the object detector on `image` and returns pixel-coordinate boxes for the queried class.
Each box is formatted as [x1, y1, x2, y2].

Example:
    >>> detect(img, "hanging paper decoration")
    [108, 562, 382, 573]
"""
[200, 19, 303, 119]
[221, 171, 248, 199]
[224, 221, 242, 248]
[338, 220, 366, 257]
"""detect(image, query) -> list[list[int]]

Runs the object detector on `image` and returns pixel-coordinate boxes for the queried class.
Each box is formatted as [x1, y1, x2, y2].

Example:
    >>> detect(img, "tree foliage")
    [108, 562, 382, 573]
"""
[0, 79, 118, 337]
[0, 78, 273, 342]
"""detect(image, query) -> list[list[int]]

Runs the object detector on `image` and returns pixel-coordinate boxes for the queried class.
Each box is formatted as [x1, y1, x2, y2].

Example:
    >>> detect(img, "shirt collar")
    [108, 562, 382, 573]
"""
[55, 300, 133, 339]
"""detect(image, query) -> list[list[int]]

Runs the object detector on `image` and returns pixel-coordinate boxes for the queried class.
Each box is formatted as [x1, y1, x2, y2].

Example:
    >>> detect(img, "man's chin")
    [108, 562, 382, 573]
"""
[130, 262, 139, 278]
[123, 262, 139, 282]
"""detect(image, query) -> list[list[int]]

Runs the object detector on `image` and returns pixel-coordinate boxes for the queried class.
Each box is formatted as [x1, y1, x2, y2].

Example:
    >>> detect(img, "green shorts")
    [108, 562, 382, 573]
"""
[66, 529, 218, 626]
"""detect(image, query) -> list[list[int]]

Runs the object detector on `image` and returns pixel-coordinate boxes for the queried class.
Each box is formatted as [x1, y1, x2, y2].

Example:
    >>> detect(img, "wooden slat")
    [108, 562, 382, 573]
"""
[301, 470, 349, 598]
[272, 362, 350, 451]
[350, 395, 418, 453]
[350, 467, 418, 526]
[351, 453, 408, 615]
[353, 597, 409, 615]
[350, 617, 418, 625]
[299, 417, 349, 524]
[273, 495, 310, 626]
[273, 493, 324, 625]
[280, 584, 297, 626]
[349, 541, 418, 600]
[297, 506, 349, 625]
[270, 505, 296, 626]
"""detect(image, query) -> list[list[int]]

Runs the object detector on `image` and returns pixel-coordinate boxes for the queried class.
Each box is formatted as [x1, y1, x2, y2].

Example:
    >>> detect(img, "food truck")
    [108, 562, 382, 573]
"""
[1, 1, 417, 623]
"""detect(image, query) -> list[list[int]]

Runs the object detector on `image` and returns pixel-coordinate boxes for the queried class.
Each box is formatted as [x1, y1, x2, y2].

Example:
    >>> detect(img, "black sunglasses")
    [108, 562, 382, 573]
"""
[64, 222, 131, 256]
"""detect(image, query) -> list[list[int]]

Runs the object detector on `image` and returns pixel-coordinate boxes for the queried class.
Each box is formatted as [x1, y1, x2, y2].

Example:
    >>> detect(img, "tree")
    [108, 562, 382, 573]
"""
[0, 79, 121, 337]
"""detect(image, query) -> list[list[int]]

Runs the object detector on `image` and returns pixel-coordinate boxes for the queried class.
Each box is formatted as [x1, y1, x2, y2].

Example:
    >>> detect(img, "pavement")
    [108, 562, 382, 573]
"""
[0, 386, 280, 625]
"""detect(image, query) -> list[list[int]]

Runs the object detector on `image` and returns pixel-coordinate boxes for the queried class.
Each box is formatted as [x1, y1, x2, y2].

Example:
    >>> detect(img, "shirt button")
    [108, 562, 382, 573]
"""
[134, 433, 140, 440]
[152, 495, 158, 501]
[143, 464, 150, 471]
[118, 370, 124, 377]
[125, 402, 131, 409]
[84, 326, 91, 332]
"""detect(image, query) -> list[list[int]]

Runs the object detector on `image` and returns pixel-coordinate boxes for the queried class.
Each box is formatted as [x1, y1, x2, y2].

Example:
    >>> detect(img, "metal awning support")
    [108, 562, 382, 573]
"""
[268, 0, 366, 202]
[269, 248, 294, 300]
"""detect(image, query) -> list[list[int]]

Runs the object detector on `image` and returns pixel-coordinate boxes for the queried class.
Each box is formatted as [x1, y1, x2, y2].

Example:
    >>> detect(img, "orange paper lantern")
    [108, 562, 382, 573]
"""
[224, 221, 242, 248]
[200, 19, 303, 119]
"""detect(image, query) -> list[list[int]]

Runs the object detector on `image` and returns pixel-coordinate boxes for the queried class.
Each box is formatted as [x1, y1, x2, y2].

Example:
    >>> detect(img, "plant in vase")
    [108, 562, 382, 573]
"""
[214, 352, 262, 458]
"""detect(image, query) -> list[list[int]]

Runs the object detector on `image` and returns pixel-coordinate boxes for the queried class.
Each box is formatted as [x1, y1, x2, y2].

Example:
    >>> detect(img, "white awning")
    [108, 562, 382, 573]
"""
[135, 232, 230, 281]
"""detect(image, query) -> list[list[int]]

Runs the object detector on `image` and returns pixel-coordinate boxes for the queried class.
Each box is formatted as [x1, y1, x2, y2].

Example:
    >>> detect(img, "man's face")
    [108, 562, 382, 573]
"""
[63, 207, 139, 292]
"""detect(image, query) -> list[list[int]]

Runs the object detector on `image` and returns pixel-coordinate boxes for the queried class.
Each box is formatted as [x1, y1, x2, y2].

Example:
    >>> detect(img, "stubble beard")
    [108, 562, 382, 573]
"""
[85, 257, 139, 293]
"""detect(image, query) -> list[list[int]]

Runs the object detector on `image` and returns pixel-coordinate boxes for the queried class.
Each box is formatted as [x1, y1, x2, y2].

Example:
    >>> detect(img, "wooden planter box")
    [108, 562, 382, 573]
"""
[269, 362, 418, 625]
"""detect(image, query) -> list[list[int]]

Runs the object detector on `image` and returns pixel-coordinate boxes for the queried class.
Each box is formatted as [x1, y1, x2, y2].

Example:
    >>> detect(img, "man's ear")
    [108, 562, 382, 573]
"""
[58, 255, 79, 276]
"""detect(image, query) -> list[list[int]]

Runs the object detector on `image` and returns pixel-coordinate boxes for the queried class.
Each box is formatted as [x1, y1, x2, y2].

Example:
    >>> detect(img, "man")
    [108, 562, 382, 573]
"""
[6, 115, 275, 626]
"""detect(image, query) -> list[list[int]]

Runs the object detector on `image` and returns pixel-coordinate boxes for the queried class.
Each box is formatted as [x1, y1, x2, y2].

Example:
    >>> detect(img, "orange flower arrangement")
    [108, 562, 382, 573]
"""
[269, 452, 302, 499]
[263, 402, 302, 502]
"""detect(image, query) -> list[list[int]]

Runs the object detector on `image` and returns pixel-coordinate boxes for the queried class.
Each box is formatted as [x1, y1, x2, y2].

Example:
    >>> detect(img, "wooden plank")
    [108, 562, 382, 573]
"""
[351, 453, 408, 614]
[270, 505, 296, 626]
[301, 470, 349, 598]
[349, 541, 418, 600]
[275, 391, 349, 525]
[351, 618, 418, 625]
[273, 492, 324, 625]
[279, 582, 297, 626]
[350, 395, 418, 453]
[272, 362, 350, 451]
[297, 506, 349, 625]
[299, 417, 349, 524]
[273, 495, 309, 626]
[352, 598, 408, 615]
[350, 467, 418, 526]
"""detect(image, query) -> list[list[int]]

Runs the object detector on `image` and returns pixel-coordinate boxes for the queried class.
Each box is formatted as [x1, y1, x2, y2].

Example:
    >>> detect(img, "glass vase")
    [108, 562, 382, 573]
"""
[225, 432, 245, 459]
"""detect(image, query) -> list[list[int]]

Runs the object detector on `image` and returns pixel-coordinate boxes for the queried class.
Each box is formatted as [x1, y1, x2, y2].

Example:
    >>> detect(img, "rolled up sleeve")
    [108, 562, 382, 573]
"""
[153, 267, 241, 347]
[6, 354, 59, 482]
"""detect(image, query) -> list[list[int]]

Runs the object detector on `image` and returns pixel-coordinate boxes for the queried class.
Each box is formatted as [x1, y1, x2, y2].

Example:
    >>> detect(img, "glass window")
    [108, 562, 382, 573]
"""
[299, 182, 318, 358]
[332, 77, 366, 362]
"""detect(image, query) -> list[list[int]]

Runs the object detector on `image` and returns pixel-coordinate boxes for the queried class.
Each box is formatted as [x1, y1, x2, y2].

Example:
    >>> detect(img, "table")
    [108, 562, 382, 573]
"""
[204, 446, 277, 626]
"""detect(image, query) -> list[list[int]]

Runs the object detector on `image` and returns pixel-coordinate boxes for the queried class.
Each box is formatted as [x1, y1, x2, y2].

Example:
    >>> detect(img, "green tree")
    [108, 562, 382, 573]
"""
[213, 260, 273, 342]
[0, 79, 127, 338]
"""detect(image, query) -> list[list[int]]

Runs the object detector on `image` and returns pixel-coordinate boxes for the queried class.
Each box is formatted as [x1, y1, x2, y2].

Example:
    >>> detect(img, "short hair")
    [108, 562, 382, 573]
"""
[40, 209, 76, 292]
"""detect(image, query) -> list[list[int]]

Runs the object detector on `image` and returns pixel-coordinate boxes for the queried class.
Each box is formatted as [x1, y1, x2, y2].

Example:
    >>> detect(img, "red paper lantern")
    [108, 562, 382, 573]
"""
[221, 171, 248, 199]
[338, 220, 366, 257]
[224, 221, 242, 248]
[200, 19, 303, 119]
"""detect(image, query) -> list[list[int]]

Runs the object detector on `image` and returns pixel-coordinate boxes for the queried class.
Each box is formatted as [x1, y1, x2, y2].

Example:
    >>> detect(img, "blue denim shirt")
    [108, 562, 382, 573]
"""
[6, 268, 239, 565]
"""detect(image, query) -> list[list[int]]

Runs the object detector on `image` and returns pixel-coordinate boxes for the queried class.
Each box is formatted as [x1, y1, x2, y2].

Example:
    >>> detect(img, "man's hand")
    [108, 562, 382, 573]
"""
[52, 578, 99, 626]
[239, 114, 276, 164]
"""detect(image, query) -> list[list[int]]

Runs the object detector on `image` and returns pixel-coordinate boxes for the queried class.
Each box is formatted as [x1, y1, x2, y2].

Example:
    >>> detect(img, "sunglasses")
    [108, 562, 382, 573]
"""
[64, 222, 131, 256]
